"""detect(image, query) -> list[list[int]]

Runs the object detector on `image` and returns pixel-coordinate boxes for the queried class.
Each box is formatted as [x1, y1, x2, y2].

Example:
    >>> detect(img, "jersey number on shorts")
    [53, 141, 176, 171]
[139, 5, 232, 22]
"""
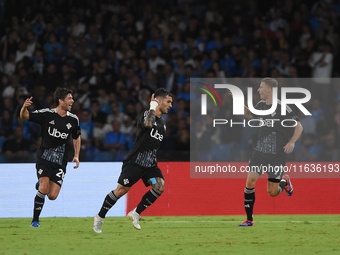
[56, 169, 65, 180]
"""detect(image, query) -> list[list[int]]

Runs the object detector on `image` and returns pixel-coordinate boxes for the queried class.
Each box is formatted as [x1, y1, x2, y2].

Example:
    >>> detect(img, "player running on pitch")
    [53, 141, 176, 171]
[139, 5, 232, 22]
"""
[20, 88, 81, 227]
[93, 88, 172, 232]
[238, 78, 303, 226]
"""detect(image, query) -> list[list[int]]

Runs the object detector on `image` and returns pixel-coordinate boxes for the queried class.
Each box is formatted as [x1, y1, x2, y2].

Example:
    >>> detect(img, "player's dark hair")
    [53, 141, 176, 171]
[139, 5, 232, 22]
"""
[154, 88, 172, 99]
[261, 77, 278, 88]
[54, 88, 73, 105]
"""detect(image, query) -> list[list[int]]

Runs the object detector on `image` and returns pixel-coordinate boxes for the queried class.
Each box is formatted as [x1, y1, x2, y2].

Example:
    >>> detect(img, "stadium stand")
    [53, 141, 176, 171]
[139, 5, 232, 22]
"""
[0, 0, 340, 162]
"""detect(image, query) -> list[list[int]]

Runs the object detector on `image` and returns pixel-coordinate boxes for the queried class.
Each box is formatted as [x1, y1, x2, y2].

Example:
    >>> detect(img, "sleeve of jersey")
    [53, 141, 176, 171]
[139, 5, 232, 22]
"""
[285, 106, 300, 122]
[29, 110, 46, 124]
[287, 109, 300, 121]
[72, 119, 81, 139]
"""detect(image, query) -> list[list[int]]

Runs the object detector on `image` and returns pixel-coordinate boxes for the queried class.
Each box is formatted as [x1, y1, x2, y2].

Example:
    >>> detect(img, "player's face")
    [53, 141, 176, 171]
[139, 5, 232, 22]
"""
[159, 95, 173, 114]
[257, 82, 271, 100]
[61, 93, 74, 111]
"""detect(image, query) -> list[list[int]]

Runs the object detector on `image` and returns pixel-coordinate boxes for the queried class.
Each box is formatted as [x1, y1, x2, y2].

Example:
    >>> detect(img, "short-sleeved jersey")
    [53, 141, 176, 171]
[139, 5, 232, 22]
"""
[29, 108, 81, 168]
[124, 110, 166, 168]
[252, 99, 300, 156]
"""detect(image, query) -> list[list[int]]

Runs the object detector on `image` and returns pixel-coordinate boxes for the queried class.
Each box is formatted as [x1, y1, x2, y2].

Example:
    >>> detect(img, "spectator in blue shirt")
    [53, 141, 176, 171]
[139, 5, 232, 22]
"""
[103, 120, 126, 153]
[227, 45, 243, 77]
[206, 30, 223, 52]
[310, 99, 323, 122]
[146, 26, 163, 51]
[43, 33, 62, 63]
[294, 134, 321, 161]
[80, 109, 94, 139]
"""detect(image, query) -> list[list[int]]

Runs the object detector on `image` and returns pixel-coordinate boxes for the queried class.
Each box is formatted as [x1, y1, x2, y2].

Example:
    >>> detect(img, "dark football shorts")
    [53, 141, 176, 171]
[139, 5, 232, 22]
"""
[36, 158, 66, 187]
[118, 163, 164, 187]
[248, 151, 286, 183]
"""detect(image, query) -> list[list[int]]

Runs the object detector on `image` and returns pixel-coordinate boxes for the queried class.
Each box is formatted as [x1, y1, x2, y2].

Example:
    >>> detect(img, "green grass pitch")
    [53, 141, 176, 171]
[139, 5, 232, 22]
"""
[1, 215, 339, 255]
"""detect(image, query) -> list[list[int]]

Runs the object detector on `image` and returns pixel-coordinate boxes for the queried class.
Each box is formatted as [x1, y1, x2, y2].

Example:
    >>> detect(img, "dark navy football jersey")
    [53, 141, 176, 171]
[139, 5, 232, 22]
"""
[252, 99, 300, 156]
[124, 110, 166, 168]
[29, 108, 81, 167]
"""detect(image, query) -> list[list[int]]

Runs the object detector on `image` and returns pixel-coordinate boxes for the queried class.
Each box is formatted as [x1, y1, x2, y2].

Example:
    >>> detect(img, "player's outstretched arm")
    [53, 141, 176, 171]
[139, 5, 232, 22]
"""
[72, 136, 81, 168]
[144, 93, 160, 128]
[20, 97, 33, 120]
[284, 121, 303, 154]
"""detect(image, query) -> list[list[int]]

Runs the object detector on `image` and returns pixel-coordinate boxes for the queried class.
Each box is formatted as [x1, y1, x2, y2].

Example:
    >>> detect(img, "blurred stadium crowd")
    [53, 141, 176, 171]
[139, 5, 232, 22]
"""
[0, 0, 340, 163]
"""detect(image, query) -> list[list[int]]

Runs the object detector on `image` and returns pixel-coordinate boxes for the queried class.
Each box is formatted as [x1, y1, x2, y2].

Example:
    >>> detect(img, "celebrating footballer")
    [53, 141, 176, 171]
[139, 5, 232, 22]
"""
[238, 78, 303, 227]
[93, 88, 172, 232]
[20, 88, 81, 228]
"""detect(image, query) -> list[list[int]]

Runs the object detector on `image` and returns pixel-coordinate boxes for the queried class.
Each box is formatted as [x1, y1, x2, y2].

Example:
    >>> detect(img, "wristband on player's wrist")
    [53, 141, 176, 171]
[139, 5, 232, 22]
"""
[149, 101, 159, 111]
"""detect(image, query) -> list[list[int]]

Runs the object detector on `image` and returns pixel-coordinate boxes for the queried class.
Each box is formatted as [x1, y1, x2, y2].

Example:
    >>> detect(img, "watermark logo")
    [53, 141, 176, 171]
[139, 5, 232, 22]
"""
[196, 82, 222, 115]
[194, 81, 312, 128]
[199, 84, 311, 116]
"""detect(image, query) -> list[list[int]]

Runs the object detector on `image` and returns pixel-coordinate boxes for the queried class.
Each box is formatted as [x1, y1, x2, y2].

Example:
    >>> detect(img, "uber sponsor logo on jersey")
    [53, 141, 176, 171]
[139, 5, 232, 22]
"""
[48, 127, 69, 139]
[150, 128, 163, 141]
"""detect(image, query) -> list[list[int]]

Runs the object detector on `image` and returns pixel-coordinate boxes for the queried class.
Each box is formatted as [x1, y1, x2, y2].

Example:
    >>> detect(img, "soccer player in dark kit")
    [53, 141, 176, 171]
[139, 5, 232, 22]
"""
[93, 88, 172, 232]
[238, 78, 303, 227]
[20, 88, 81, 227]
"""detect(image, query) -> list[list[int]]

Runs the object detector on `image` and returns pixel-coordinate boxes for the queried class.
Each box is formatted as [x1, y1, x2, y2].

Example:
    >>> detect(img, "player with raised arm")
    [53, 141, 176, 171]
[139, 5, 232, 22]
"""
[238, 78, 303, 227]
[20, 88, 81, 227]
[93, 88, 172, 233]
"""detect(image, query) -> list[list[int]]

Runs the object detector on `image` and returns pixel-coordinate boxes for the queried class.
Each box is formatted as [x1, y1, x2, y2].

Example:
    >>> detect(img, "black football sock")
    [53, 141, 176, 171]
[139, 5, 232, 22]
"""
[278, 178, 288, 195]
[244, 187, 255, 221]
[32, 191, 46, 222]
[98, 191, 119, 218]
[135, 189, 160, 215]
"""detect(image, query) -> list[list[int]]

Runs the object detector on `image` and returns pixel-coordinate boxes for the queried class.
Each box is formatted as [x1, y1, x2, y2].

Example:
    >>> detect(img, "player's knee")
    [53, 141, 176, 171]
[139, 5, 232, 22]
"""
[39, 184, 49, 194]
[267, 189, 278, 197]
[154, 185, 165, 195]
[246, 179, 256, 189]
[114, 186, 130, 198]
[152, 179, 165, 195]
[48, 193, 58, 200]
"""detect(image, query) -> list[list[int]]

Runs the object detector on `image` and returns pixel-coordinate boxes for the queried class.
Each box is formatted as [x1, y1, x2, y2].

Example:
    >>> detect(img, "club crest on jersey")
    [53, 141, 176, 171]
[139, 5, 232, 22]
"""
[48, 127, 69, 139]
[66, 123, 72, 129]
[150, 128, 163, 141]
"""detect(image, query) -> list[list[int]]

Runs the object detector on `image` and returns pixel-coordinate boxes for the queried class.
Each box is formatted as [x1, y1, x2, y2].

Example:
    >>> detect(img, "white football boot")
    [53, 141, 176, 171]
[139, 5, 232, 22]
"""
[127, 208, 141, 230]
[93, 214, 104, 233]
